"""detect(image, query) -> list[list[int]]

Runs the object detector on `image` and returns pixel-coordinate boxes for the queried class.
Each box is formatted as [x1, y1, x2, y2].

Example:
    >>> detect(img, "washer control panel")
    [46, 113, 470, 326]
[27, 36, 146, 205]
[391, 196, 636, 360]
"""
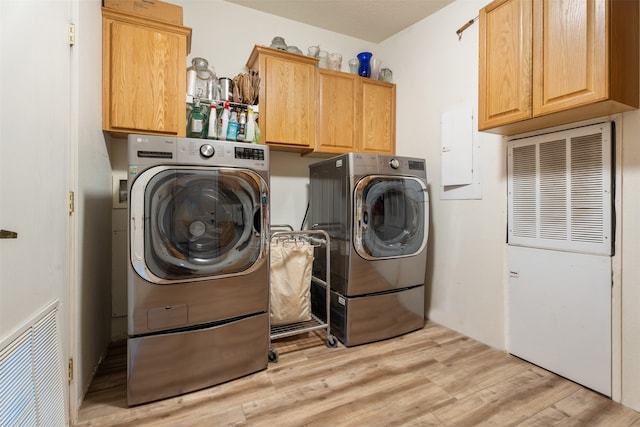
[234, 146, 265, 161]
[127, 134, 269, 170]
[196, 143, 265, 161]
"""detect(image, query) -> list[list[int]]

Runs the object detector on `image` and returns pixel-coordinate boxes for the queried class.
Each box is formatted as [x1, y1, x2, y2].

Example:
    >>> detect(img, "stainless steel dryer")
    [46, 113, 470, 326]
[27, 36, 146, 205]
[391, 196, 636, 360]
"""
[126, 134, 269, 405]
[309, 152, 429, 346]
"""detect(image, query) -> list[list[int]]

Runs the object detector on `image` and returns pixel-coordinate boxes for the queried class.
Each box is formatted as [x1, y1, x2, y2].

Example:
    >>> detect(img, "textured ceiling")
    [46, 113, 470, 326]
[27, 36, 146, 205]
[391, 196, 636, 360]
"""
[225, 0, 455, 43]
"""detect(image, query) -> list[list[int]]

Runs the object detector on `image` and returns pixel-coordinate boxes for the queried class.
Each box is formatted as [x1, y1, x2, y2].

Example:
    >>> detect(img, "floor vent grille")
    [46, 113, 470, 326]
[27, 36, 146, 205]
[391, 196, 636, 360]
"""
[0, 306, 66, 426]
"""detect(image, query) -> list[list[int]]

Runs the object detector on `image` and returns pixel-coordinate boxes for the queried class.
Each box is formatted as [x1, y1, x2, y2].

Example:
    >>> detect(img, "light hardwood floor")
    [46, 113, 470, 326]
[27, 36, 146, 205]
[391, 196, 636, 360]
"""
[75, 321, 640, 426]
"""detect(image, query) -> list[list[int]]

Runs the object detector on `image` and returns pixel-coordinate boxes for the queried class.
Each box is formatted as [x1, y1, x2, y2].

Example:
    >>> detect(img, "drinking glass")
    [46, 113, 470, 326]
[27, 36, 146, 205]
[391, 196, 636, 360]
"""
[370, 58, 381, 80]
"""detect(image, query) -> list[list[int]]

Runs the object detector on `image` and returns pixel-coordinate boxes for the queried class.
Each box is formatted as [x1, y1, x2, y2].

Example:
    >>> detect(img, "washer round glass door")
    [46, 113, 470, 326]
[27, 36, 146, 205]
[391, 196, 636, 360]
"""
[353, 175, 428, 260]
[130, 166, 268, 283]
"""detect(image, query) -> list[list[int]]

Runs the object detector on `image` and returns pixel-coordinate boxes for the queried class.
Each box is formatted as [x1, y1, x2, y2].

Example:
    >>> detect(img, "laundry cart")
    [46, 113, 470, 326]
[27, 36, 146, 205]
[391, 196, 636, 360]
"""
[269, 226, 337, 362]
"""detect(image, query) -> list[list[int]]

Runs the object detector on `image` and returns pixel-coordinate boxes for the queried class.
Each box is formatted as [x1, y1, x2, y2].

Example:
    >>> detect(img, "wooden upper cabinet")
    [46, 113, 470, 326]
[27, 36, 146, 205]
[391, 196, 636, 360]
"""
[359, 79, 396, 155]
[247, 46, 318, 151]
[315, 69, 360, 155]
[246, 46, 395, 155]
[479, 0, 532, 130]
[315, 69, 396, 155]
[102, 8, 192, 138]
[533, 0, 606, 115]
[479, 0, 638, 135]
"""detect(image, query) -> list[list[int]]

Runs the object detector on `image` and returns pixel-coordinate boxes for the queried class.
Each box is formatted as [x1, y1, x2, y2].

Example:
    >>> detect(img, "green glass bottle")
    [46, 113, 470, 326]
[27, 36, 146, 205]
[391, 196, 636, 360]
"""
[188, 98, 206, 138]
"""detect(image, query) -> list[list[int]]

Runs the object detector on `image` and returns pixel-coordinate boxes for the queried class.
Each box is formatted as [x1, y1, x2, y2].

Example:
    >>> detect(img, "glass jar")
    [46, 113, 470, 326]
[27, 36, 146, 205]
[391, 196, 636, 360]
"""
[318, 50, 329, 69]
[188, 57, 216, 100]
[348, 58, 358, 74]
[328, 53, 342, 71]
[380, 68, 393, 83]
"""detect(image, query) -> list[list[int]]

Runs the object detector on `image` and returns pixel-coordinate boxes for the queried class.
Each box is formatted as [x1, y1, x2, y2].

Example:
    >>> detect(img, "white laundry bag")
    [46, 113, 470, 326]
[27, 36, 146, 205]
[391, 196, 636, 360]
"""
[269, 239, 314, 325]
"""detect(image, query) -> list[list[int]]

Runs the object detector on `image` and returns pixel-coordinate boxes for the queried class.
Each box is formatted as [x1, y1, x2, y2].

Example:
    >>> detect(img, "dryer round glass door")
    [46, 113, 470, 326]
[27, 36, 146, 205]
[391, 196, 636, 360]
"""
[353, 175, 429, 260]
[130, 166, 268, 283]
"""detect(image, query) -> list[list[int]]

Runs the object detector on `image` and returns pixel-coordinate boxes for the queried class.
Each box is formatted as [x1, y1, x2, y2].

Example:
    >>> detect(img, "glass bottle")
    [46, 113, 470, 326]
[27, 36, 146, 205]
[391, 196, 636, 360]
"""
[185, 102, 193, 135]
[188, 98, 205, 138]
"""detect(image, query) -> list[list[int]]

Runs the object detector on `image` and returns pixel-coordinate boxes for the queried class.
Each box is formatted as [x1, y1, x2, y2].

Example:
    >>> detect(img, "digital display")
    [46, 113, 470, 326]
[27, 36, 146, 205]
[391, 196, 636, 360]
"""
[408, 160, 425, 170]
[234, 146, 265, 160]
[137, 150, 173, 159]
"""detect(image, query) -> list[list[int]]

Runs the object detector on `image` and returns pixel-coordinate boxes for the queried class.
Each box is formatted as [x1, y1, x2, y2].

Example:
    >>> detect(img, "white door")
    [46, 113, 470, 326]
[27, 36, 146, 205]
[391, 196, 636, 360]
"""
[508, 246, 611, 396]
[0, 0, 71, 420]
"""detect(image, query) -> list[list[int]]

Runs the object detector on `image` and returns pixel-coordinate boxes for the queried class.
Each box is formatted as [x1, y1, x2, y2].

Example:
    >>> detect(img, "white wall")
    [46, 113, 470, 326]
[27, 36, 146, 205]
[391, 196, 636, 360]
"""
[72, 0, 113, 419]
[179, 0, 377, 78]
[620, 109, 640, 409]
[380, 0, 505, 349]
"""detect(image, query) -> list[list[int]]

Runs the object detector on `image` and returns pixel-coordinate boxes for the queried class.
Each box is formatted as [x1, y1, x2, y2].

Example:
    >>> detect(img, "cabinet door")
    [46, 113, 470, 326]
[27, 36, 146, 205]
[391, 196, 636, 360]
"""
[478, 0, 532, 131]
[261, 54, 316, 149]
[315, 70, 359, 154]
[533, 0, 606, 115]
[360, 79, 395, 155]
[102, 9, 189, 137]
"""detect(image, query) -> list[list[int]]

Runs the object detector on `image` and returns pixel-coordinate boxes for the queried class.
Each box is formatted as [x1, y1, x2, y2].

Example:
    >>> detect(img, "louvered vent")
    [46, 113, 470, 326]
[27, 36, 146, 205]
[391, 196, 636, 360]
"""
[539, 139, 567, 240]
[508, 123, 612, 255]
[571, 134, 605, 243]
[511, 144, 536, 238]
[0, 305, 66, 426]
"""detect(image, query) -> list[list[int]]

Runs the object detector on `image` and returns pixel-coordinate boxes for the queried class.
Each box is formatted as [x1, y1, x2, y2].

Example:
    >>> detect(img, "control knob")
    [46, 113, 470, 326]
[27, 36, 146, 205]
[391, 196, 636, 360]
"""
[200, 144, 215, 158]
[389, 158, 400, 169]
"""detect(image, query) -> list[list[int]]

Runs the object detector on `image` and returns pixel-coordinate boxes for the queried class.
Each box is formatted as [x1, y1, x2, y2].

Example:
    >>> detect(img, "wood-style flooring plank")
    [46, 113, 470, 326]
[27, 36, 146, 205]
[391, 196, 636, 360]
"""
[74, 321, 640, 427]
[519, 387, 640, 427]
[433, 367, 579, 426]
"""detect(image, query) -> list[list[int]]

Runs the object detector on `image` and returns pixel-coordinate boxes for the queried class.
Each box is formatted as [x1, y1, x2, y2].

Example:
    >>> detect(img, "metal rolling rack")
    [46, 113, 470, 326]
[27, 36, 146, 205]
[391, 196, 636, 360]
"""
[268, 226, 337, 362]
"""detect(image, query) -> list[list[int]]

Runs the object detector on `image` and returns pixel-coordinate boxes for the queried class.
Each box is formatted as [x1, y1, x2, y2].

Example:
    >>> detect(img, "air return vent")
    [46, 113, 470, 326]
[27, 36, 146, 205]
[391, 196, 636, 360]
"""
[0, 304, 66, 426]
[508, 123, 612, 256]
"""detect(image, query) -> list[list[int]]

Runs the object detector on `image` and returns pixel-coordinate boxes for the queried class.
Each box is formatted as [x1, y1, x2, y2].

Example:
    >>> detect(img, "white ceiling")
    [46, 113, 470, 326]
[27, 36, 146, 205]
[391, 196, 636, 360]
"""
[225, 0, 455, 43]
